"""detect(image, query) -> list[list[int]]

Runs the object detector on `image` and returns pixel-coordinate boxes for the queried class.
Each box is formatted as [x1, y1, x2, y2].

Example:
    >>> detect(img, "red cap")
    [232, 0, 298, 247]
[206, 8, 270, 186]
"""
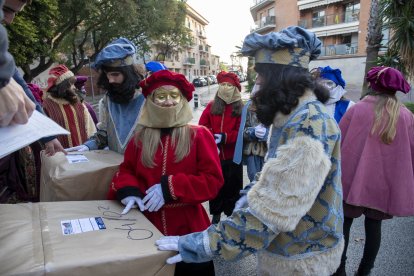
[139, 70, 194, 101]
[46, 64, 74, 91]
[217, 71, 241, 91]
[366, 66, 410, 94]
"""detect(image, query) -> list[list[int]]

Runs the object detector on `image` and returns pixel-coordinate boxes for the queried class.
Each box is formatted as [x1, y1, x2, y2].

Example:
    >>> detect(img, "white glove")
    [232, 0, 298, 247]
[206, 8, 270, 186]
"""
[65, 145, 89, 152]
[121, 196, 145, 214]
[155, 236, 183, 264]
[214, 134, 222, 144]
[254, 124, 266, 140]
[143, 184, 165, 212]
[234, 195, 248, 211]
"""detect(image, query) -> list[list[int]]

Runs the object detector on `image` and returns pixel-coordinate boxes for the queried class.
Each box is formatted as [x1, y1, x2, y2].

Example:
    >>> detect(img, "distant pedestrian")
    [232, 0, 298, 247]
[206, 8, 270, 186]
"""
[311, 66, 354, 122]
[335, 66, 414, 276]
[199, 71, 243, 224]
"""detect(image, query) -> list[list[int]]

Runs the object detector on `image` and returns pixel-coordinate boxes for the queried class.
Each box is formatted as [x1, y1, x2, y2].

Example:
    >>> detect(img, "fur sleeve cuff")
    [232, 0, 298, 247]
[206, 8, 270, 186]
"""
[247, 136, 331, 232]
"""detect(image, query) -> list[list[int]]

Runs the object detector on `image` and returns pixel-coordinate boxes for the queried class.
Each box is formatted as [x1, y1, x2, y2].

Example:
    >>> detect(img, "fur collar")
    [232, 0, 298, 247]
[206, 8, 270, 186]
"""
[272, 89, 316, 128]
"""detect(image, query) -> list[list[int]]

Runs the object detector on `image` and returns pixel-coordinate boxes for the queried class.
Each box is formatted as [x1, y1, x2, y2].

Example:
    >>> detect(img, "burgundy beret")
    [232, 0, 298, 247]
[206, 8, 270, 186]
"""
[366, 66, 410, 94]
[139, 70, 194, 101]
[217, 71, 241, 91]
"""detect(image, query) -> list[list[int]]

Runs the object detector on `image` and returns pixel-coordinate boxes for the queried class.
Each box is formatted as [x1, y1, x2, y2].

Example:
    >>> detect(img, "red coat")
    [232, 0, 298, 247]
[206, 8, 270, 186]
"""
[198, 102, 241, 161]
[108, 125, 224, 236]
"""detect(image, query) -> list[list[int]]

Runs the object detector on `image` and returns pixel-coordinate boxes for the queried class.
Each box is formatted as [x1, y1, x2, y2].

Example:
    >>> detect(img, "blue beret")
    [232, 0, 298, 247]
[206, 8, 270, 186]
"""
[319, 66, 346, 88]
[93, 37, 136, 70]
[145, 61, 168, 73]
[241, 26, 321, 68]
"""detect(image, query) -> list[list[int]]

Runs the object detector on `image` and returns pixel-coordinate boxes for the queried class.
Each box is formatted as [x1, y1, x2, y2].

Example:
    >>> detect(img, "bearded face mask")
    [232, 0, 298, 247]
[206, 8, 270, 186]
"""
[217, 82, 241, 104]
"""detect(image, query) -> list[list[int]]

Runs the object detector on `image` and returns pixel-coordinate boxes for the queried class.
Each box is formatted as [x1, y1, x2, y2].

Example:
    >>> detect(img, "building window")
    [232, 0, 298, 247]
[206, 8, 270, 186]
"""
[345, 2, 360, 22]
[312, 10, 325, 28]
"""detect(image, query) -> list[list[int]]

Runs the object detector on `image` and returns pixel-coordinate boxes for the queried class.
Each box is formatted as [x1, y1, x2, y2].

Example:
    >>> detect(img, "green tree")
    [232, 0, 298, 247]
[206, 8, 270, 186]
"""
[7, 0, 191, 81]
[378, 0, 414, 78]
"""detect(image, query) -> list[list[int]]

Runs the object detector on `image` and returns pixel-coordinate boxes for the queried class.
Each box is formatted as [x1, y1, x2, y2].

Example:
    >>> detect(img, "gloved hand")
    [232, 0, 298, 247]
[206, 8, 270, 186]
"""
[121, 196, 145, 215]
[254, 124, 267, 140]
[155, 236, 183, 264]
[143, 184, 165, 212]
[65, 145, 89, 152]
[214, 134, 222, 144]
[234, 195, 248, 211]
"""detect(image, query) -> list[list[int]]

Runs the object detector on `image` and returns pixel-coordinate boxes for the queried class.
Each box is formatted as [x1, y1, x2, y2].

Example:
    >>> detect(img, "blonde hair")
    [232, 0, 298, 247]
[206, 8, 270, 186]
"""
[370, 94, 402, 144]
[135, 125, 194, 168]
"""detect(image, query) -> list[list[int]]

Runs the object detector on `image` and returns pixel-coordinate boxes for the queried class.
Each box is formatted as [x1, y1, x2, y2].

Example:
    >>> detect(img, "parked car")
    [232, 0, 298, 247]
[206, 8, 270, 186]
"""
[192, 77, 207, 87]
[202, 76, 214, 85]
[208, 75, 217, 84]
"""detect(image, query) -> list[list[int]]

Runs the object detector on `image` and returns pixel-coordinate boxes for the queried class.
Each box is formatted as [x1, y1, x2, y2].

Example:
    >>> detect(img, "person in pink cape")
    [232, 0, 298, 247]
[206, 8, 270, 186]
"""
[335, 66, 414, 276]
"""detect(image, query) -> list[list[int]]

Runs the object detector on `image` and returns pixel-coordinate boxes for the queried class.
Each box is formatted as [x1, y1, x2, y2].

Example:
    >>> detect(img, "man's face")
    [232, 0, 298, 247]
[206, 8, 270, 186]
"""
[105, 71, 125, 86]
[2, 0, 27, 25]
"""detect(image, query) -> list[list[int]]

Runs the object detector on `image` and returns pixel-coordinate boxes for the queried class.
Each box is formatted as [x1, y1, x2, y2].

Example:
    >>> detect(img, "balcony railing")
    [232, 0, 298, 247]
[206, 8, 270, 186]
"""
[320, 43, 358, 56]
[199, 45, 209, 52]
[257, 15, 275, 28]
[200, 59, 210, 67]
[299, 12, 359, 28]
[183, 57, 195, 65]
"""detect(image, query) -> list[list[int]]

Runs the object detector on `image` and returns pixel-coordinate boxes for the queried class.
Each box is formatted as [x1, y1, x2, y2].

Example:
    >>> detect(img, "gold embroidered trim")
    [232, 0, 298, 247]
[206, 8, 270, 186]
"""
[162, 136, 169, 175]
[163, 202, 190, 208]
[161, 210, 168, 235]
[69, 104, 83, 145]
[168, 176, 177, 200]
[59, 104, 73, 147]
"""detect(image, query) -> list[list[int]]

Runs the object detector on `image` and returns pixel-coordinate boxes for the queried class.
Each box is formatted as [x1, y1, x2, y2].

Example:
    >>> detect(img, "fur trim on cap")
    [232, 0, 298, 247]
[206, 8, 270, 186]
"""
[46, 64, 74, 91]
[247, 136, 331, 232]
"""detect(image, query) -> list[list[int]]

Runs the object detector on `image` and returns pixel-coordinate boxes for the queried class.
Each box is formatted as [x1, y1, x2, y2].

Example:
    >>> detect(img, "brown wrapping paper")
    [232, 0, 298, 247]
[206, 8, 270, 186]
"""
[40, 150, 124, 202]
[0, 200, 175, 276]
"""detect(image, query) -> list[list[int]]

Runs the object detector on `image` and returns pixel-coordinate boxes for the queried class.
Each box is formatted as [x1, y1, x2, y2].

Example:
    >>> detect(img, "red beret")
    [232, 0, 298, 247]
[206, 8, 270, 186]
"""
[46, 64, 75, 91]
[217, 71, 241, 91]
[366, 66, 410, 94]
[139, 70, 194, 101]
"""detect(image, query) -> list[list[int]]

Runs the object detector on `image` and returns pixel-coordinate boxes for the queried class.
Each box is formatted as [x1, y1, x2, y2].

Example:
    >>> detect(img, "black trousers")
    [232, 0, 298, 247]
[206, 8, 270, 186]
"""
[174, 260, 215, 276]
[209, 160, 243, 216]
[339, 216, 382, 274]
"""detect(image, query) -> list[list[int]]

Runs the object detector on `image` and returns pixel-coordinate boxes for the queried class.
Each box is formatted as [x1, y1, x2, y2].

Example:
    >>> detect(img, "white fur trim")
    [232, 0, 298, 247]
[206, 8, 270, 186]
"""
[256, 238, 344, 276]
[55, 70, 75, 85]
[247, 136, 331, 232]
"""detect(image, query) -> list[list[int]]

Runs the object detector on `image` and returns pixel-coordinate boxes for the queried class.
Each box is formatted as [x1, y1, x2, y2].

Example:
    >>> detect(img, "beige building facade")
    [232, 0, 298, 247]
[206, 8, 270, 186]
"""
[149, 3, 220, 82]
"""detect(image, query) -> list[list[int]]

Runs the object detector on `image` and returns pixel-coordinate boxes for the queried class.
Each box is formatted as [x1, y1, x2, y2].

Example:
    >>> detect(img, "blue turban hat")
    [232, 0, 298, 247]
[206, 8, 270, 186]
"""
[145, 61, 168, 73]
[241, 26, 321, 68]
[93, 37, 136, 70]
[319, 66, 346, 88]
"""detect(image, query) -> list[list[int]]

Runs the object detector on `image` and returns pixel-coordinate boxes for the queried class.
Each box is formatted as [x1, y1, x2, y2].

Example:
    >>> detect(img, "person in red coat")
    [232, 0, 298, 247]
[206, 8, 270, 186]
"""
[198, 71, 243, 224]
[107, 70, 223, 276]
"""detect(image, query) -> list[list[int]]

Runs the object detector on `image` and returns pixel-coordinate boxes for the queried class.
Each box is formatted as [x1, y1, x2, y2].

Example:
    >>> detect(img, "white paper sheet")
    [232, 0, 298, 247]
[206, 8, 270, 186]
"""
[0, 110, 70, 158]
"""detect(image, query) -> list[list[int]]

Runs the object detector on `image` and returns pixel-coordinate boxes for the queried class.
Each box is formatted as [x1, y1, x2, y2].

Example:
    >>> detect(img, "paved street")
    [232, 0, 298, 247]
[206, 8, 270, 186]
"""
[87, 83, 414, 276]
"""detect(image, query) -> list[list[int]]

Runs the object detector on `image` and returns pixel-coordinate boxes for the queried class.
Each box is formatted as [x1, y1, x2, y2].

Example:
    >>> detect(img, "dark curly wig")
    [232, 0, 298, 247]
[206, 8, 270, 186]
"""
[251, 63, 329, 126]
[97, 65, 143, 104]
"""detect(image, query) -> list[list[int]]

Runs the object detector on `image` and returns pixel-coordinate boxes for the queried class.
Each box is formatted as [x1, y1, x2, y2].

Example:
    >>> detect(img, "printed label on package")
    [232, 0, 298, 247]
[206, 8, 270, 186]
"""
[61, 217, 106, 235]
[66, 154, 89, 164]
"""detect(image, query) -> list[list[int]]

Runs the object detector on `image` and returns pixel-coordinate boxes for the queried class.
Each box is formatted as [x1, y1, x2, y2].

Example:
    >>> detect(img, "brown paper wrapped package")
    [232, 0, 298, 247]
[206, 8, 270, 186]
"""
[0, 200, 175, 275]
[40, 150, 124, 201]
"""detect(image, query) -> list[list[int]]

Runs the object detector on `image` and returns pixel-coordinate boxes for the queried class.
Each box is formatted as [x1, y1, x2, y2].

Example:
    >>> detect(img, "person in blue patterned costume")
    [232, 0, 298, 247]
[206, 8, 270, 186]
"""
[66, 38, 145, 154]
[156, 26, 344, 276]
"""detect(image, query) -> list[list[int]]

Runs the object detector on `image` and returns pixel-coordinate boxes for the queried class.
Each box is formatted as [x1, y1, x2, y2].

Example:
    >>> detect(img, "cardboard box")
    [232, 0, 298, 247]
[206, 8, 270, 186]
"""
[40, 150, 124, 201]
[0, 200, 175, 276]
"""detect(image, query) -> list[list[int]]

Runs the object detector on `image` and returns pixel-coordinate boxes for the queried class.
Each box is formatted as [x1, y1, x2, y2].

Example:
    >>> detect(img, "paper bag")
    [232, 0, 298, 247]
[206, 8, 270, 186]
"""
[40, 150, 124, 201]
[0, 200, 175, 276]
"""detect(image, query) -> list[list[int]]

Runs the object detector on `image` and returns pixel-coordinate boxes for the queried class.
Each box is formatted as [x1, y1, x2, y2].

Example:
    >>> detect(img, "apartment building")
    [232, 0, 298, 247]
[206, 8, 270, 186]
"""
[150, 3, 220, 81]
[250, 0, 372, 86]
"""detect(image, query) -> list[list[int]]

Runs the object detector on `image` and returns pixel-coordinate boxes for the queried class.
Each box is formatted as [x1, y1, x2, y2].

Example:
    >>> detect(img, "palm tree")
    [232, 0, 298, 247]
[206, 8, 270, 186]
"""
[380, 0, 414, 78]
[361, 0, 383, 98]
